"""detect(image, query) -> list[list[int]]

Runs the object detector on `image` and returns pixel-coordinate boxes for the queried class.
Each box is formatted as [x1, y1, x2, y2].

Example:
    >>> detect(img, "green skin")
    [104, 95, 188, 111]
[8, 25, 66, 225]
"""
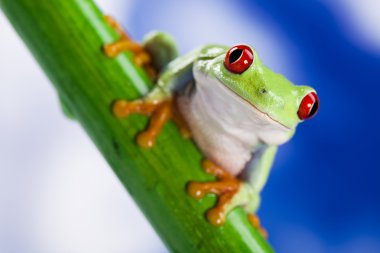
[138, 32, 317, 218]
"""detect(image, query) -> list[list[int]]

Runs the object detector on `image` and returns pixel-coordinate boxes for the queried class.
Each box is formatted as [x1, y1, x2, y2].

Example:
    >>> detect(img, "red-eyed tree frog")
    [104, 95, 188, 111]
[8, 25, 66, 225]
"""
[103, 17, 319, 237]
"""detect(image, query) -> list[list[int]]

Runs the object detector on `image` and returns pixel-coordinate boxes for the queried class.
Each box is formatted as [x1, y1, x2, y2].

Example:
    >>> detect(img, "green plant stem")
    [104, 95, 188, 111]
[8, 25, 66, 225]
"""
[0, 1, 274, 252]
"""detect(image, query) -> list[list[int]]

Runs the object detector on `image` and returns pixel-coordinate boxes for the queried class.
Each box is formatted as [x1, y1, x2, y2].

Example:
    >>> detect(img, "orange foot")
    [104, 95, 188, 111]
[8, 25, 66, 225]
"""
[187, 160, 268, 238]
[102, 15, 157, 79]
[187, 160, 240, 226]
[248, 214, 268, 239]
[112, 98, 190, 148]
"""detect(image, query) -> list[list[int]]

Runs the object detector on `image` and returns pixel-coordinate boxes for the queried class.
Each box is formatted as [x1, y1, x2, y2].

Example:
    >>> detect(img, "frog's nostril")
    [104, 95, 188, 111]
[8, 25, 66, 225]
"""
[224, 44, 254, 74]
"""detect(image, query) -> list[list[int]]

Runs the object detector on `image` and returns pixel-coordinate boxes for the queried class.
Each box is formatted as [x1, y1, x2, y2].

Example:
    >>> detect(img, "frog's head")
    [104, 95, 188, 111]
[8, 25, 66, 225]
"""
[205, 44, 319, 130]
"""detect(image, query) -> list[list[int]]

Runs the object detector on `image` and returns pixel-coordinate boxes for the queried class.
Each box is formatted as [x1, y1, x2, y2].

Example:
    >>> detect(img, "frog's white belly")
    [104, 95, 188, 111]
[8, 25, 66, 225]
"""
[177, 71, 291, 176]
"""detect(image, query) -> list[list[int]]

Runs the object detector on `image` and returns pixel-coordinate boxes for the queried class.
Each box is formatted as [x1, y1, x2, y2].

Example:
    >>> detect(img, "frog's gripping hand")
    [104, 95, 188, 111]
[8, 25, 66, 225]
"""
[110, 46, 199, 147]
[109, 37, 201, 148]
[103, 15, 197, 147]
[113, 98, 190, 148]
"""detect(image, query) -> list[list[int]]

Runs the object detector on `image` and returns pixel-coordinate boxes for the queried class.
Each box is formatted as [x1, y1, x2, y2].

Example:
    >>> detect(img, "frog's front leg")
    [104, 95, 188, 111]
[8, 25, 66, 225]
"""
[113, 98, 190, 148]
[111, 43, 200, 147]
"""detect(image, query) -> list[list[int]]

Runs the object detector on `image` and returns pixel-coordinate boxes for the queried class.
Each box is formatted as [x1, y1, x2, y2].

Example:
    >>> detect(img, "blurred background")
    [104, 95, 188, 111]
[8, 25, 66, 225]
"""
[0, 0, 379, 252]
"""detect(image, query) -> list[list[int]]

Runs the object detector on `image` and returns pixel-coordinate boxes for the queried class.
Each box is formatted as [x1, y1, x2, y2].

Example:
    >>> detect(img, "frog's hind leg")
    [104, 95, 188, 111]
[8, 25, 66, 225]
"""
[248, 214, 268, 238]
[104, 15, 129, 39]
[187, 160, 268, 238]
[103, 15, 144, 59]
[187, 160, 241, 226]
[113, 98, 190, 148]
[102, 16, 156, 79]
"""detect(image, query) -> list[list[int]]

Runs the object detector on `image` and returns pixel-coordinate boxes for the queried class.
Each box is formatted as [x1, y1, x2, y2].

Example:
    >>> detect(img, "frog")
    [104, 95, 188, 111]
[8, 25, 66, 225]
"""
[103, 17, 319, 237]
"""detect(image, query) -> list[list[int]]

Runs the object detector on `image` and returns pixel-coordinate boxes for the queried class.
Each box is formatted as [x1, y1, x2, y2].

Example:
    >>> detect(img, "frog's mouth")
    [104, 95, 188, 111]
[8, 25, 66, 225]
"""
[213, 76, 291, 130]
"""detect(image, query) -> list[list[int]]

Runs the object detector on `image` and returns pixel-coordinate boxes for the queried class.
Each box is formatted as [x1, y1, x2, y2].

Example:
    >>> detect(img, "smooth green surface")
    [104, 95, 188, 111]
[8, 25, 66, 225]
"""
[0, 1, 274, 252]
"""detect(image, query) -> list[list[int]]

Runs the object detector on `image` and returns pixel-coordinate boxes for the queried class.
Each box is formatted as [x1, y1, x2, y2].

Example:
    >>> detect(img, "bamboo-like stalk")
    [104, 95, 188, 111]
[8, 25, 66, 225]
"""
[0, 1, 273, 252]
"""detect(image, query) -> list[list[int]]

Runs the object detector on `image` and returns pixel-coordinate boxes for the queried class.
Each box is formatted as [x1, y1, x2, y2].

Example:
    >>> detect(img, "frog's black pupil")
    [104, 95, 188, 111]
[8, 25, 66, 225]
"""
[309, 100, 319, 117]
[229, 49, 243, 64]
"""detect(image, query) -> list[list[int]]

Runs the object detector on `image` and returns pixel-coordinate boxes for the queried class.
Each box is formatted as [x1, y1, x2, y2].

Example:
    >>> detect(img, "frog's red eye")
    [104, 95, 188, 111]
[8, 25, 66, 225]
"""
[298, 92, 319, 120]
[224, 45, 254, 74]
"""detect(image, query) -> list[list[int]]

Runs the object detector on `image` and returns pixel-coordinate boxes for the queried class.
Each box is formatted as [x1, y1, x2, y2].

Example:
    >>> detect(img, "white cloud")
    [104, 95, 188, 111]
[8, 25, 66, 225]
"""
[323, 0, 380, 53]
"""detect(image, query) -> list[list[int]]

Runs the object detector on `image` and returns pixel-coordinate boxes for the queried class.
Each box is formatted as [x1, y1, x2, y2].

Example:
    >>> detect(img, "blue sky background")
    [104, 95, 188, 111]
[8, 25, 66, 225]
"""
[1, 0, 379, 252]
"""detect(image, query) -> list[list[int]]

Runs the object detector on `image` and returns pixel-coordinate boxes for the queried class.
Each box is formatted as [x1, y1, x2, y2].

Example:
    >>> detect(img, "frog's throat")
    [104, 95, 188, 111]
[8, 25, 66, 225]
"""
[215, 76, 291, 130]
